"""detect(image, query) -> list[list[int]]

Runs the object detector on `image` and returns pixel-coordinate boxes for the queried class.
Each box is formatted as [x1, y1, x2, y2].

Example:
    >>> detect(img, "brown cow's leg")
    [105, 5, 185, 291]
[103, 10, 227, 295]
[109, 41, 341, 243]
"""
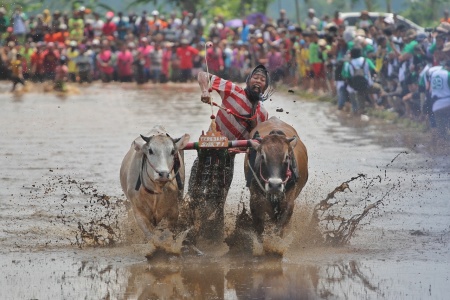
[250, 194, 265, 238]
[276, 200, 294, 237]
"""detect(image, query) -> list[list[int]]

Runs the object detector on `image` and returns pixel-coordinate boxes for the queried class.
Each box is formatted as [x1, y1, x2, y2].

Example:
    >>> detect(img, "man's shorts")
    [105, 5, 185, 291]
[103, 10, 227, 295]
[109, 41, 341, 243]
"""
[312, 62, 325, 79]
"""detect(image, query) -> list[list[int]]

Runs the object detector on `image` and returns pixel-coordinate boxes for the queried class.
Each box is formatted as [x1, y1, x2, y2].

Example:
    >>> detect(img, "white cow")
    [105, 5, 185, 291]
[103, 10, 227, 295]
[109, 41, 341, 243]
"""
[120, 125, 190, 240]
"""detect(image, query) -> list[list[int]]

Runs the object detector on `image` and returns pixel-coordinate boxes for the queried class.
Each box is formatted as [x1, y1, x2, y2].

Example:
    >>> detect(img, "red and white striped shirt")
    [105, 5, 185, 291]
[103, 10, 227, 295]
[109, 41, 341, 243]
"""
[210, 75, 269, 140]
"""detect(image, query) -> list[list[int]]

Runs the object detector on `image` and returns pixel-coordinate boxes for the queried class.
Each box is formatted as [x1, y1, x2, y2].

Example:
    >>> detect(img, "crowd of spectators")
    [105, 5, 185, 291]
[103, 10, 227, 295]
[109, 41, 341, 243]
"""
[1, 5, 450, 140]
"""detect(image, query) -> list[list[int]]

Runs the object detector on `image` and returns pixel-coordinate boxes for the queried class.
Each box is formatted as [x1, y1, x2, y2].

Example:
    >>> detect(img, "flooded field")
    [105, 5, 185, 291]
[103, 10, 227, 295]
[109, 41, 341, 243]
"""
[0, 82, 449, 299]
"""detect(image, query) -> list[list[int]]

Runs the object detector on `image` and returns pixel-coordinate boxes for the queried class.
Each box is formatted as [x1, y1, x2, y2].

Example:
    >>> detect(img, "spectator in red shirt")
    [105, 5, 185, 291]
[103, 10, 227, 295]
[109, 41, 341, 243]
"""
[117, 43, 134, 82]
[176, 38, 199, 82]
[205, 41, 224, 74]
[42, 42, 60, 80]
[102, 11, 117, 38]
[30, 43, 45, 82]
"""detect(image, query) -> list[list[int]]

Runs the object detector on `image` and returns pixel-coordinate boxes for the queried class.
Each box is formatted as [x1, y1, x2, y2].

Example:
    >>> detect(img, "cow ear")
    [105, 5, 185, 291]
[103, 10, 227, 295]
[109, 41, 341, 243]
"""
[133, 140, 143, 151]
[287, 136, 297, 148]
[140, 134, 151, 143]
[174, 133, 190, 150]
[249, 139, 260, 151]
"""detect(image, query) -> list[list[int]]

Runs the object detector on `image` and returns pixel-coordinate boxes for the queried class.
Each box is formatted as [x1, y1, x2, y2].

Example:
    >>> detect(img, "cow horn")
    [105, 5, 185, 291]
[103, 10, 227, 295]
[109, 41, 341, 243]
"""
[140, 134, 151, 143]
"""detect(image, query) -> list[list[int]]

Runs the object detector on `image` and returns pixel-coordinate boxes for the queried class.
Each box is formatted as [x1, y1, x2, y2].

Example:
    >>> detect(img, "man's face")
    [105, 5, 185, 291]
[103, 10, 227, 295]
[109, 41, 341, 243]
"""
[248, 71, 267, 94]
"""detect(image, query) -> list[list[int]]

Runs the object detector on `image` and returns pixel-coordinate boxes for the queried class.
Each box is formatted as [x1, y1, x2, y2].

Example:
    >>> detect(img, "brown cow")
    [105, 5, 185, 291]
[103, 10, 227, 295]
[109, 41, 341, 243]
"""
[244, 117, 308, 237]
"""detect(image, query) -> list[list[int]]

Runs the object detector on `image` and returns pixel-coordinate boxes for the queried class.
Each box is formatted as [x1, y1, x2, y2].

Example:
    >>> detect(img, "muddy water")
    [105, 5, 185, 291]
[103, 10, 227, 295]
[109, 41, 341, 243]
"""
[1, 82, 449, 299]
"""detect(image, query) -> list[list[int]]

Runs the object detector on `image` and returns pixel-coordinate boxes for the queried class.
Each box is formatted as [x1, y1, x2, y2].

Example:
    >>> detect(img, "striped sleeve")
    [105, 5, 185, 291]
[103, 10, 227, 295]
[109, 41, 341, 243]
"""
[211, 75, 234, 99]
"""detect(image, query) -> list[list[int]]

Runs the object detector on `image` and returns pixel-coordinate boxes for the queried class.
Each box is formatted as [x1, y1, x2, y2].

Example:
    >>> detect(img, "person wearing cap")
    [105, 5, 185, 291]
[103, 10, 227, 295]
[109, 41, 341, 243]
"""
[66, 40, 79, 82]
[176, 38, 199, 82]
[427, 42, 450, 143]
[357, 10, 372, 29]
[341, 47, 385, 115]
[428, 34, 446, 66]
[42, 9, 52, 28]
[53, 24, 69, 44]
[305, 8, 320, 29]
[276, 9, 291, 29]
[148, 10, 167, 33]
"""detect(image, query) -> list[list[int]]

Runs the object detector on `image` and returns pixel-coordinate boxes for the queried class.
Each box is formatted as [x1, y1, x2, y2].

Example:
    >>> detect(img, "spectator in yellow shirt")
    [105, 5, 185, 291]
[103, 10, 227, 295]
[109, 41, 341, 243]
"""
[10, 53, 25, 92]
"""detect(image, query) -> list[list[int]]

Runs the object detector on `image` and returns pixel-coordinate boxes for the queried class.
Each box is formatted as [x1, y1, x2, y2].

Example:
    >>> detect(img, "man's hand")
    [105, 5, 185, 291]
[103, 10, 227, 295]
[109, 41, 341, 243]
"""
[201, 90, 211, 104]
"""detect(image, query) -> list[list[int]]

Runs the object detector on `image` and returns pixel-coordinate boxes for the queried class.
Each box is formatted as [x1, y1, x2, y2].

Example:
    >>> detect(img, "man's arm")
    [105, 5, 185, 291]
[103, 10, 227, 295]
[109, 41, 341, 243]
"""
[198, 71, 212, 103]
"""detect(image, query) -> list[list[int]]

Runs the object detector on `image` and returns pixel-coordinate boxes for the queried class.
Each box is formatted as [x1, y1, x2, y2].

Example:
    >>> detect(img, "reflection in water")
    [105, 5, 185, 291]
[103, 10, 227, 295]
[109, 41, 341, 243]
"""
[124, 260, 224, 299]
[120, 258, 380, 299]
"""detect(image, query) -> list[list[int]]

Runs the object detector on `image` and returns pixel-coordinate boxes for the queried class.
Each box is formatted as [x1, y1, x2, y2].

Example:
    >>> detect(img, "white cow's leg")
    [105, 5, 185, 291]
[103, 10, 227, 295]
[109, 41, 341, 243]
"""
[133, 209, 156, 240]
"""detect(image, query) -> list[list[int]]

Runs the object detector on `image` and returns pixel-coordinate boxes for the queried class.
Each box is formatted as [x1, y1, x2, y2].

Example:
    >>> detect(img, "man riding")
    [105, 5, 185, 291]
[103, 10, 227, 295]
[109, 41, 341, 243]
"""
[197, 64, 271, 140]
[186, 64, 272, 239]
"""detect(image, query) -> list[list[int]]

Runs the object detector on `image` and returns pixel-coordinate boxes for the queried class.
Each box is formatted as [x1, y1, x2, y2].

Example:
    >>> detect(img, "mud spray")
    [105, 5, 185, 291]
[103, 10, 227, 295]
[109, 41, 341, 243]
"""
[27, 151, 422, 258]
[224, 151, 418, 256]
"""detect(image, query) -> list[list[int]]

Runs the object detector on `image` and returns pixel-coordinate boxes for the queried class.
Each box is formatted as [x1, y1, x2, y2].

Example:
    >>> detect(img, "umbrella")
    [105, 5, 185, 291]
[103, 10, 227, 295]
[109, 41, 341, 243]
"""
[225, 18, 243, 28]
[246, 12, 268, 25]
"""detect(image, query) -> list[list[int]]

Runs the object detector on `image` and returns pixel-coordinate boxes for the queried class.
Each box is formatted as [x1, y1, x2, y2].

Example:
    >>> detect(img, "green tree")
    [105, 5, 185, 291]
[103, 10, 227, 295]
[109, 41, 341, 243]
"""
[0, 0, 43, 14]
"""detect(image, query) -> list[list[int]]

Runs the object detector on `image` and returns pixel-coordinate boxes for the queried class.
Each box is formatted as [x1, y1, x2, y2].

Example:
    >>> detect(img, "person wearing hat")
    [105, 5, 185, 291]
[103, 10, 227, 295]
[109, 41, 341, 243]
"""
[305, 8, 320, 29]
[427, 42, 450, 143]
[429, 34, 447, 66]
[192, 64, 272, 199]
[308, 30, 328, 93]
[341, 47, 385, 115]
[357, 10, 372, 29]
[276, 8, 291, 28]
[392, 29, 417, 63]
[66, 40, 79, 82]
